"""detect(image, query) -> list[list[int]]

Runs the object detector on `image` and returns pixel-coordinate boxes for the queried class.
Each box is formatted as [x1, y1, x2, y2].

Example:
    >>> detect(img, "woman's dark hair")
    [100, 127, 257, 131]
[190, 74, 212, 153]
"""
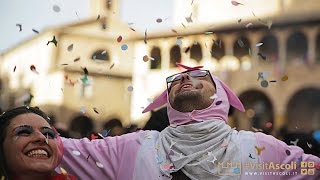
[0, 106, 50, 179]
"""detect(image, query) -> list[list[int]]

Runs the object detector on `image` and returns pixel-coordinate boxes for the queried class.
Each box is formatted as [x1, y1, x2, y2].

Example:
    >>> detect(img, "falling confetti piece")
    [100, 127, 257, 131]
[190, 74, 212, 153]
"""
[184, 47, 191, 53]
[245, 23, 253, 28]
[205, 31, 213, 35]
[83, 67, 89, 75]
[185, 13, 193, 23]
[45, 134, 49, 144]
[231, 0, 244, 6]
[144, 29, 148, 44]
[252, 127, 263, 132]
[96, 162, 104, 168]
[143, 55, 149, 62]
[117, 36, 122, 43]
[176, 38, 182, 46]
[16, 24, 22, 32]
[110, 63, 115, 69]
[215, 101, 222, 105]
[150, 57, 155, 61]
[127, 86, 134, 92]
[13, 66, 17, 72]
[260, 80, 268, 88]
[101, 50, 107, 55]
[156, 18, 162, 23]
[181, 23, 186, 28]
[147, 98, 153, 103]
[101, 22, 107, 30]
[237, 39, 244, 47]
[285, 149, 291, 155]
[238, 19, 242, 23]
[269, 80, 277, 83]
[93, 107, 99, 114]
[96, 14, 100, 20]
[72, 150, 81, 156]
[53, 5, 61, 12]
[265, 122, 272, 128]
[130, 27, 136, 31]
[101, 129, 110, 137]
[30, 65, 39, 74]
[32, 29, 39, 34]
[249, 153, 255, 159]
[255, 146, 265, 155]
[171, 29, 178, 33]
[73, 57, 80, 62]
[281, 75, 288, 81]
[290, 138, 299, 146]
[46, 36, 58, 47]
[306, 142, 312, 149]
[121, 44, 128, 50]
[256, 42, 263, 47]
[257, 52, 266, 60]
[67, 44, 73, 52]
[210, 94, 218, 99]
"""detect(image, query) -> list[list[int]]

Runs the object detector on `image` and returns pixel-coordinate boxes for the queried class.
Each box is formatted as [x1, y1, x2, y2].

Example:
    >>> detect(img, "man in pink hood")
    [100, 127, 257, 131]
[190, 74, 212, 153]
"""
[57, 64, 319, 179]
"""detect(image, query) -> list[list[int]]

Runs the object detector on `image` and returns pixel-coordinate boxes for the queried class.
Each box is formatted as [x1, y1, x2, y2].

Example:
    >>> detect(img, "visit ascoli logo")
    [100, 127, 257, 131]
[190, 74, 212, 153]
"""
[300, 161, 315, 175]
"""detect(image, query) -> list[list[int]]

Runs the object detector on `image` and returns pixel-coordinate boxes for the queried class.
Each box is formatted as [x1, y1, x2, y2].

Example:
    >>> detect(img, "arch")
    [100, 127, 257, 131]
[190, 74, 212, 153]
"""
[150, 47, 161, 69]
[211, 39, 225, 61]
[170, 45, 181, 68]
[233, 36, 250, 60]
[235, 90, 274, 134]
[316, 33, 320, 64]
[259, 34, 279, 63]
[91, 49, 110, 61]
[190, 42, 202, 62]
[286, 31, 308, 63]
[286, 87, 320, 132]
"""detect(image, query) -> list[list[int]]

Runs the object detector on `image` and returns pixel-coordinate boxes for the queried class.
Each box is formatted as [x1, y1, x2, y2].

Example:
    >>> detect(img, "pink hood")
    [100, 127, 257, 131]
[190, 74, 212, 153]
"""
[143, 64, 245, 125]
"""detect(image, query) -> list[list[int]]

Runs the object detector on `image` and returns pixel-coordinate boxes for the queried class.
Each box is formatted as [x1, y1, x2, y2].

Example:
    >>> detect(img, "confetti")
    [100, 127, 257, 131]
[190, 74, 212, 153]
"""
[45, 134, 49, 144]
[257, 52, 266, 60]
[90, 133, 98, 140]
[101, 129, 110, 137]
[245, 23, 253, 28]
[210, 94, 218, 99]
[101, 22, 107, 30]
[156, 18, 162, 23]
[16, 24, 22, 32]
[184, 47, 191, 53]
[281, 75, 288, 81]
[231, 0, 244, 6]
[101, 50, 107, 55]
[181, 23, 186, 28]
[117, 36, 122, 43]
[249, 153, 255, 159]
[144, 29, 148, 44]
[129, 27, 136, 31]
[73, 57, 80, 62]
[121, 44, 128, 50]
[176, 38, 182, 46]
[96, 162, 104, 168]
[143, 55, 149, 62]
[109, 63, 115, 69]
[238, 19, 242, 23]
[256, 42, 263, 47]
[93, 107, 99, 114]
[13, 66, 17, 72]
[32, 29, 39, 34]
[147, 98, 153, 103]
[255, 146, 265, 155]
[290, 138, 299, 146]
[251, 127, 263, 132]
[171, 29, 178, 33]
[215, 101, 222, 105]
[52, 5, 61, 12]
[237, 39, 244, 47]
[83, 67, 89, 75]
[306, 142, 312, 149]
[233, 167, 241, 174]
[127, 86, 134, 92]
[46, 36, 58, 47]
[72, 150, 81, 156]
[60, 167, 68, 175]
[67, 44, 73, 52]
[86, 154, 91, 161]
[285, 149, 291, 155]
[260, 80, 268, 88]
[269, 80, 277, 83]
[96, 14, 100, 20]
[205, 31, 213, 35]
[80, 106, 86, 114]
[30, 65, 39, 74]
[185, 13, 193, 23]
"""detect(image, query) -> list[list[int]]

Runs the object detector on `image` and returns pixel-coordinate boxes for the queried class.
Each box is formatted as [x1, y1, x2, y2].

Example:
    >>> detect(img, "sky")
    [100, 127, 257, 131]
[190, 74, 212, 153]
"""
[0, 0, 173, 53]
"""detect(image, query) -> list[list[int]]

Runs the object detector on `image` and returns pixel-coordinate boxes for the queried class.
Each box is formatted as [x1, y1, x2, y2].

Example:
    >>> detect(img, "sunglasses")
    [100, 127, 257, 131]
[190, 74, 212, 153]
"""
[14, 125, 57, 139]
[166, 69, 212, 92]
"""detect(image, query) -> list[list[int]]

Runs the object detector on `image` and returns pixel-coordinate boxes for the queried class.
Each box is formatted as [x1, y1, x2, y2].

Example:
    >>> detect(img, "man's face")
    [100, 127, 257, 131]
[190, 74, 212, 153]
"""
[3, 113, 59, 175]
[168, 70, 216, 112]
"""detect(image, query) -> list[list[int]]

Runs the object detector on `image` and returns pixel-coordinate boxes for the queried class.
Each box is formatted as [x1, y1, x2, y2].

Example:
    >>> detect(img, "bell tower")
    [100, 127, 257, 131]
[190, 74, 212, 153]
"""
[90, 0, 120, 19]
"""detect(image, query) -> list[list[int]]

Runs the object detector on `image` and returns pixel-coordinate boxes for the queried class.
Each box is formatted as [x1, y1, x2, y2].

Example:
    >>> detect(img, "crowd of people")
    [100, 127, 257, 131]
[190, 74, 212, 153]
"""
[1, 64, 319, 179]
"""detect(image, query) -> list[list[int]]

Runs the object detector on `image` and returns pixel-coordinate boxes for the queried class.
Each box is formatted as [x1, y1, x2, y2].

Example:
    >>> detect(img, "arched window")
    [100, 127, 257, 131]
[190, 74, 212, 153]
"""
[190, 42, 202, 62]
[259, 34, 278, 63]
[150, 47, 161, 69]
[286, 31, 308, 63]
[170, 45, 181, 68]
[316, 33, 320, 64]
[211, 39, 225, 61]
[235, 90, 274, 134]
[233, 36, 250, 60]
[92, 49, 110, 62]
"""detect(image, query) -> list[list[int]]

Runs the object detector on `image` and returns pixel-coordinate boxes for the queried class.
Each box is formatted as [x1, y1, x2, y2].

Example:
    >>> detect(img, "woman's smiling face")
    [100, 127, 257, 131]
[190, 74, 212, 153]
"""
[3, 113, 58, 175]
